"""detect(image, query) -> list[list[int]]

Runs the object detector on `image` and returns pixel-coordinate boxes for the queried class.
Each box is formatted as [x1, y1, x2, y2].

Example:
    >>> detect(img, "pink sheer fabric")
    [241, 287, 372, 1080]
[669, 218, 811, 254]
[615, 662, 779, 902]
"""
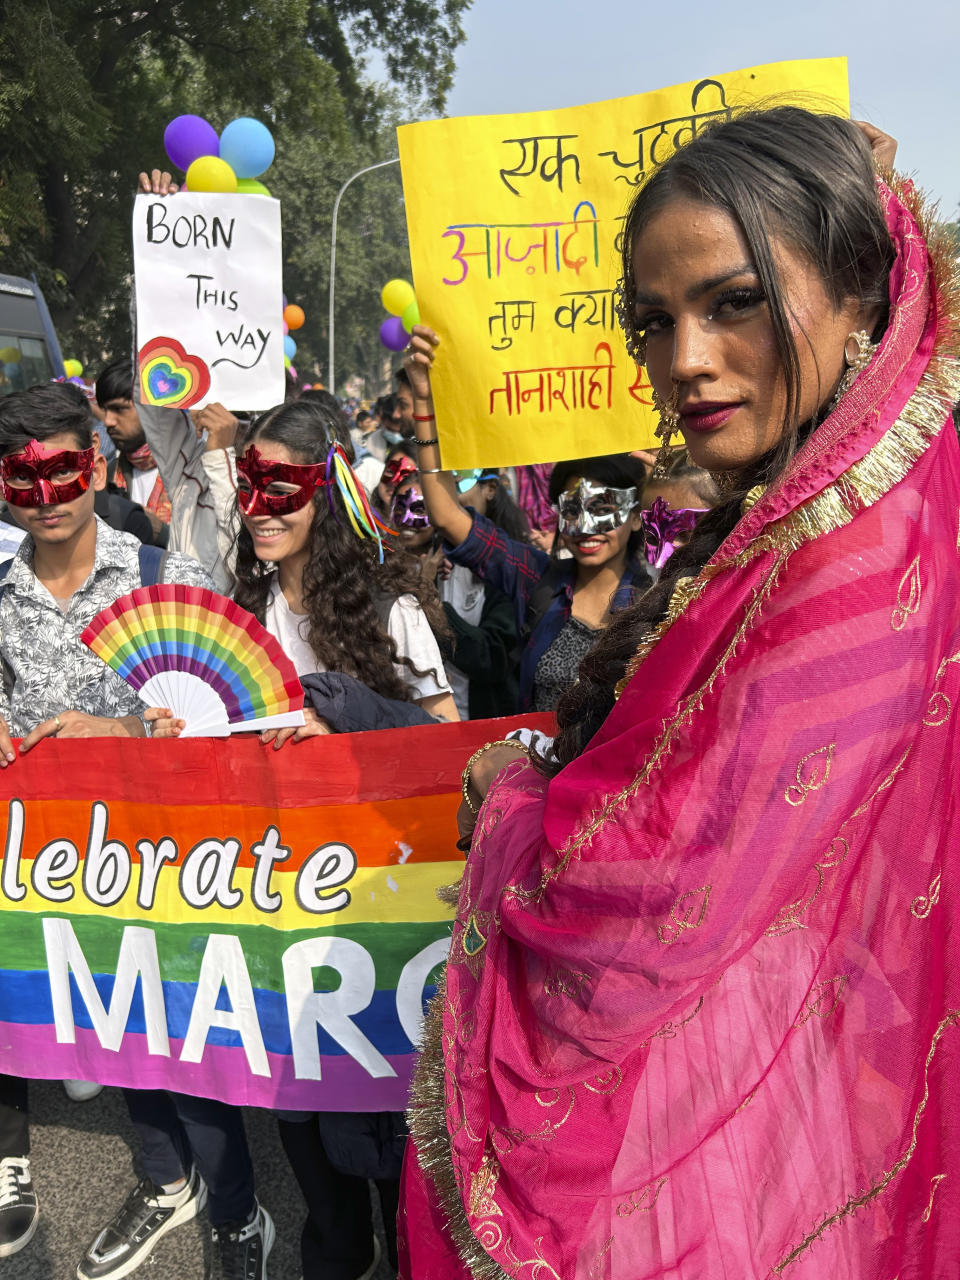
[401, 181, 960, 1279]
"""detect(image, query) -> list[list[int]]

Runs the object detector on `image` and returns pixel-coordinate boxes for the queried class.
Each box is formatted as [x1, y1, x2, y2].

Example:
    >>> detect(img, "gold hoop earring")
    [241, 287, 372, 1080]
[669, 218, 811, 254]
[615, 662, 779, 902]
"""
[651, 384, 680, 478]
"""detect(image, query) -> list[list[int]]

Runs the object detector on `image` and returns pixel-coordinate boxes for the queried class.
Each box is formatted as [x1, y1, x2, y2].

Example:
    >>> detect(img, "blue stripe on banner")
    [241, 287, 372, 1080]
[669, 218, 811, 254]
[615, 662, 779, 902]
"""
[0, 970, 435, 1057]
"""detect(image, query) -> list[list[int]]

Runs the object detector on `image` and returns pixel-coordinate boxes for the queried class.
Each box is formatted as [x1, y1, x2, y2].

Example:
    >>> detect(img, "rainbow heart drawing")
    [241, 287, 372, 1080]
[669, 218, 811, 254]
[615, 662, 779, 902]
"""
[138, 336, 211, 409]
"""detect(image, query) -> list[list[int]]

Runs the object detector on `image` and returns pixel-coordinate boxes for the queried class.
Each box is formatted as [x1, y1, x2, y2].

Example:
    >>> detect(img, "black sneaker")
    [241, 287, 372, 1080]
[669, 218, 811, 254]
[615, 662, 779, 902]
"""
[212, 1203, 275, 1280]
[0, 1156, 38, 1258]
[76, 1166, 207, 1279]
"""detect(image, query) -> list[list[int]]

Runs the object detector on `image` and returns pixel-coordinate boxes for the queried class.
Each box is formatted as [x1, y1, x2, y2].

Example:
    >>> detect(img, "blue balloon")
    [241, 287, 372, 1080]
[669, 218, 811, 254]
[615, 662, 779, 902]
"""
[283, 335, 297, 360]
[219, 118, 275, 179]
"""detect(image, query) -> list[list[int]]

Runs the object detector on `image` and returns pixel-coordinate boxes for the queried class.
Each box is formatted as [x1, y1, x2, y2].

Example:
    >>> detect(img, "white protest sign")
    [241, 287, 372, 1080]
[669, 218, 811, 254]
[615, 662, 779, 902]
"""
[133, 192, 285, 412]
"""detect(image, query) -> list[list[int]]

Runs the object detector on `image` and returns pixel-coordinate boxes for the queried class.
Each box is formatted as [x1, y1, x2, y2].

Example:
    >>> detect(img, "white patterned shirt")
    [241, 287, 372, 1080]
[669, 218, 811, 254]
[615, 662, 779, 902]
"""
[0, 517, 213, 736]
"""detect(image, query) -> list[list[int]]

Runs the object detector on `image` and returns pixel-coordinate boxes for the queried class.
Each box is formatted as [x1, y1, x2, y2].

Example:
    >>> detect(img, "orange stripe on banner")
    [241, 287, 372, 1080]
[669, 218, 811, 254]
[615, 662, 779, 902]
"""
[7, 793, 464, 870]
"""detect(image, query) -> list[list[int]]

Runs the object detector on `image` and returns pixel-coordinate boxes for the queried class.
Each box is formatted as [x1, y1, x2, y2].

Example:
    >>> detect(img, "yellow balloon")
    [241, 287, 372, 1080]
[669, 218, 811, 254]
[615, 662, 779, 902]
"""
[64, 358, 83, 378]
[381, 279, 415, 317]
[185, 155, 238, 194]
[0, 347, 20, 363]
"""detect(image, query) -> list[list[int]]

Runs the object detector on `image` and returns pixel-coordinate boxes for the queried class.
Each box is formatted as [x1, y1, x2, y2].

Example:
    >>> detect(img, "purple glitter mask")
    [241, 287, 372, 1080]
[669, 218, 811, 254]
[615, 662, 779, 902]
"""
[639, 496, 708, 569]
[391, 484, 431, 530]
[556, 478, 638, 538]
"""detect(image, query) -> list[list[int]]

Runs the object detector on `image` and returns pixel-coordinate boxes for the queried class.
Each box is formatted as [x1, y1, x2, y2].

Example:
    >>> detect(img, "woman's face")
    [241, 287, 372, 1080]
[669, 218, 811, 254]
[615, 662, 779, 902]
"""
[559, 475, 642, 568]
[391, 480, 434, 550]
[631, 198, 873, 473]
[240, 438, 316, 564]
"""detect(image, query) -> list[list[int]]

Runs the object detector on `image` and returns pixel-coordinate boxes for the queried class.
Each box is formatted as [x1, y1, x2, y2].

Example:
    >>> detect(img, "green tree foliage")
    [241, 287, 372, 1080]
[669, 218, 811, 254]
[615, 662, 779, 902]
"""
[0, 0, 469, 391]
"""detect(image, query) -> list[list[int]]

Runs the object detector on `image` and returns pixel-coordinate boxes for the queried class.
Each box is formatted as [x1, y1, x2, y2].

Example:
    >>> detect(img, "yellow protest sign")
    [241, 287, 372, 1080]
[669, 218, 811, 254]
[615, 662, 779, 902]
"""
[398, 57, 849, 470]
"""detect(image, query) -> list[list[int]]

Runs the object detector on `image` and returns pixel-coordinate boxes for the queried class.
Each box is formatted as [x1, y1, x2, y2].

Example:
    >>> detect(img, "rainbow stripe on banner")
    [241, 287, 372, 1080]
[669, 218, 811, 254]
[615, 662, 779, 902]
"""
[0, 715, 551, 1110]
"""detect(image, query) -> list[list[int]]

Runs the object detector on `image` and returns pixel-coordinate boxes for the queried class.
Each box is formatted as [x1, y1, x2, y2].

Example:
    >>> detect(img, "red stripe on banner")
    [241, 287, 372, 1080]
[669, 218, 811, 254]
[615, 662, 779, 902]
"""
[0, 714, 554, 808]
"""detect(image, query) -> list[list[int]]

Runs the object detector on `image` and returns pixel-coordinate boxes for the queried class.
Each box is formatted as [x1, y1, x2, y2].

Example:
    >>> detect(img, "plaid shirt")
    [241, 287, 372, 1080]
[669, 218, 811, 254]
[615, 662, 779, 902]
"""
[0, 517, 213, 736]
[446, 511, 650, 710]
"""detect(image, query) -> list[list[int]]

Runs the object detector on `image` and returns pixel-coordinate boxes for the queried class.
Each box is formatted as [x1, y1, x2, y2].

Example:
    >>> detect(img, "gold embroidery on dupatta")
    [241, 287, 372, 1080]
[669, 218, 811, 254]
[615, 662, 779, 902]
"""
[639, 994, 707, 1046]
[491, 1087, 576, 1155]
[774, 1010, 960, 1273]
[583, 1066, 623, 1094]
[921, 1173, 946, 1223]
[794, 976, 848, 1027]
[469, 1154, 503, 1219]
[658, 885, 712, 945]
[922, 649, 960, 726]
[588, 1236, 615, 1278]
[616, 1176, 668, 1219]
[891, 555, 922, 631]
[543, 967, 590, 998]
[769, 748, 912, 936]
[911, 871, 941, 919]
[784, 743, 836, 807]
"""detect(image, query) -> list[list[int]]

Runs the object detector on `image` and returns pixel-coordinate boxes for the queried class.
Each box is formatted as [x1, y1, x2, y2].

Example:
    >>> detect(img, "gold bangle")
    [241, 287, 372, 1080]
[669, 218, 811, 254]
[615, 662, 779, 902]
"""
[460, 738, 529, 814]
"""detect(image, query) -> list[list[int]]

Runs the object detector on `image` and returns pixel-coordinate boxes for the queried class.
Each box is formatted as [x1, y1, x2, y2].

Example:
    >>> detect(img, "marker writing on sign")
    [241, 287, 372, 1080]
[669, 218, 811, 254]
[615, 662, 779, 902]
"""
[145, 202, 236, 250]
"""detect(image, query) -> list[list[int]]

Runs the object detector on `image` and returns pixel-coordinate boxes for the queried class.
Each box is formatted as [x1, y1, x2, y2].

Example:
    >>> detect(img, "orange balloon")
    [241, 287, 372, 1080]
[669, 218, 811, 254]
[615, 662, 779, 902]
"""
[284, 304, 305, 330]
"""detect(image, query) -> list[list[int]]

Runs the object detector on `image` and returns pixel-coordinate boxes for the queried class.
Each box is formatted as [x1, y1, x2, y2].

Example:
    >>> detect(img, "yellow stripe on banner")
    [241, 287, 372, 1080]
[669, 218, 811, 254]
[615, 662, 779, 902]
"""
[2, 859, 457, 931]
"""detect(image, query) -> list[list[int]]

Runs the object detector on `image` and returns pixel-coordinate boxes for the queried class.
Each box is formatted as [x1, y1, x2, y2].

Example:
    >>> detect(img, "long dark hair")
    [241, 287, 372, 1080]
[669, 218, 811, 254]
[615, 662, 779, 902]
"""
[479, 473, 531, 542]
[233, 399, 447, 701]
[549, 106, 895, 770]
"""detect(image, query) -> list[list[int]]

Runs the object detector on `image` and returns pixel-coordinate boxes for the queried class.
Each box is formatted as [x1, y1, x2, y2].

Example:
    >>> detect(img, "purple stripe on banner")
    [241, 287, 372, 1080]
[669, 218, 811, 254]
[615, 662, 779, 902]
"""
[0, 1022, 416, 1112]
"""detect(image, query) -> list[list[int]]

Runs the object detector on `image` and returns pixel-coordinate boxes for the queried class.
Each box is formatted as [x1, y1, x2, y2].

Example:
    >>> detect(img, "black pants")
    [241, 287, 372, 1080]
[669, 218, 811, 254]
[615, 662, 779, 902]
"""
[123, 1089, 255, 1227]
[0, 1075, 28, 1160]
[278, 1114, 400, 1278]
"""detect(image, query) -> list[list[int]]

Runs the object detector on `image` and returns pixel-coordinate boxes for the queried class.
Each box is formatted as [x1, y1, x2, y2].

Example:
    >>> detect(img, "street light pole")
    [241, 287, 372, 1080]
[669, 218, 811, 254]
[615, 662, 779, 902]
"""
[328, 157, 400, 394]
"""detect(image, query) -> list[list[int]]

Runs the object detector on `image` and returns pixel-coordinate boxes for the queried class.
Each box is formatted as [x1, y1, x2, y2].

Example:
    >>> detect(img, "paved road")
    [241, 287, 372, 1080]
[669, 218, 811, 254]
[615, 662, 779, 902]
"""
[9, 1080, 393, 1279]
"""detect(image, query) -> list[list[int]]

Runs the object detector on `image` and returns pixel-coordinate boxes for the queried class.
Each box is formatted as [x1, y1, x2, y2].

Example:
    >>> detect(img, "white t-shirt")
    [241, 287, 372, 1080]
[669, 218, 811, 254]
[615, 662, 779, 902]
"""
[264, 580, 451, 702]
[128, 466, 160, 507]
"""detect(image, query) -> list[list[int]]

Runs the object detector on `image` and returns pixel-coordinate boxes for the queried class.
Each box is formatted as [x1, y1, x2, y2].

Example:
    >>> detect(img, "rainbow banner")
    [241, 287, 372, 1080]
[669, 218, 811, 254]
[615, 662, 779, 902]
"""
[0, 716, 550, 1110]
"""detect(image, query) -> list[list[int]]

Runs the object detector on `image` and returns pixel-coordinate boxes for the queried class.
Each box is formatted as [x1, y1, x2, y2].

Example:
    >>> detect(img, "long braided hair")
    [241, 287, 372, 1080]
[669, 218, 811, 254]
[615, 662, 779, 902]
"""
[548, 106, 895, 772]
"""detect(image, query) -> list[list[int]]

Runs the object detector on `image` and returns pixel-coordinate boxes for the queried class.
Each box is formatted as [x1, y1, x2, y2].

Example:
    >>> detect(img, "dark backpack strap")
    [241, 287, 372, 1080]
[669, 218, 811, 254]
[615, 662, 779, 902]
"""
[138, 543, 168, 587]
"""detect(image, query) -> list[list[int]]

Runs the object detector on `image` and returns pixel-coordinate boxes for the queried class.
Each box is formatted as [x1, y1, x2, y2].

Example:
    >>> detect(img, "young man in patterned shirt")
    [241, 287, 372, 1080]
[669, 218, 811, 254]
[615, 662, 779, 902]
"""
[0, 384, 273, 1280]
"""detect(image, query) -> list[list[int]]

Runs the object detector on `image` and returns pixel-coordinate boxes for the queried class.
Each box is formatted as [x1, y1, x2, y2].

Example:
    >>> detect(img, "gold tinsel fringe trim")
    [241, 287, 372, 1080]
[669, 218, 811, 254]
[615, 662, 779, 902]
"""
[407, 973, 512, 1280]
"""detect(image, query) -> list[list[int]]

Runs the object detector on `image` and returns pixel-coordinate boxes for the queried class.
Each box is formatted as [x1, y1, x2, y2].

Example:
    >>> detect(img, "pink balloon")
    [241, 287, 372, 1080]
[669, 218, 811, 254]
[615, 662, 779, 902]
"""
[282, 320, 289, 335]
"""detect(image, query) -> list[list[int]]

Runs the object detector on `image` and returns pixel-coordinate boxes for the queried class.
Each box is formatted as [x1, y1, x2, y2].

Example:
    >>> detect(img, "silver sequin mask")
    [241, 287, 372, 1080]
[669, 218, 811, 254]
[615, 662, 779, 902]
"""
[556, 478, 638, 538]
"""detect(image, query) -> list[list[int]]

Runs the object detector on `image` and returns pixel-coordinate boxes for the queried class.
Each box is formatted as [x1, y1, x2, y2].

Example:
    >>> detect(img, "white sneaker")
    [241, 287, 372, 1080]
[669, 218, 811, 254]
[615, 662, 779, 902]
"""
[77, 1166, 207, 1279]
[63, 1080, 104, 1103]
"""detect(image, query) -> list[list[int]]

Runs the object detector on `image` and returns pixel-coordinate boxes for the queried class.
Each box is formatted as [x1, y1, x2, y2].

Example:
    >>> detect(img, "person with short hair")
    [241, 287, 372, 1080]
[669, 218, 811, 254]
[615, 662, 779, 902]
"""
[0, 383, 273, 1279]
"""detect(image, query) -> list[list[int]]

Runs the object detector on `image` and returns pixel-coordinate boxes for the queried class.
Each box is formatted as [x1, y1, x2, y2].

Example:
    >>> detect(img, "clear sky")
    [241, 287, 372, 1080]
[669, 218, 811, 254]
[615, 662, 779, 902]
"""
[443, 0, 958, 217]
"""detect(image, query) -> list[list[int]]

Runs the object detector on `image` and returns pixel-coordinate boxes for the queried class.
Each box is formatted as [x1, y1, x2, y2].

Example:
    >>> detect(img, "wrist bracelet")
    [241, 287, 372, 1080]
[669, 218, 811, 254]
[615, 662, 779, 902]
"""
[415, 437, 439, 447]
[419, 467, 443, 475]
[413, 413, 436, 422]
[461, 738, 529, 814]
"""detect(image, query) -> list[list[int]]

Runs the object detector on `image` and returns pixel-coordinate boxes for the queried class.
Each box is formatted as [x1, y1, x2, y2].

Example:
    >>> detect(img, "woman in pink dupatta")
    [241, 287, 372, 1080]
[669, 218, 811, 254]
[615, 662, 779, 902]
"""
[399, 108, 960, 1279]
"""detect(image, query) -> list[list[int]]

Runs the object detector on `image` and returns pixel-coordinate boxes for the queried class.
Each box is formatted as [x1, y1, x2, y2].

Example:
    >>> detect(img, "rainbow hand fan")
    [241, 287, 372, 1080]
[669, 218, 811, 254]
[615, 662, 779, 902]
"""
[81, 585, 305, 737]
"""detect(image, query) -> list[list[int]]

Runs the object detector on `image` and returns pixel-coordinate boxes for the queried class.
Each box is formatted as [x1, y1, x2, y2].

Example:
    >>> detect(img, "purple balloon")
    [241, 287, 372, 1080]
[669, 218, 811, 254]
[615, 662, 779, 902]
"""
[164, 115, 220, 172]
[380, 316, 409, 352]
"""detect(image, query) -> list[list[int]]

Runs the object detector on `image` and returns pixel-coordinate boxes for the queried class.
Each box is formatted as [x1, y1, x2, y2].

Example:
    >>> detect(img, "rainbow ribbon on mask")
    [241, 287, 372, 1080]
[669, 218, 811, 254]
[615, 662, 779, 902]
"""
[325, 442, 395, 562]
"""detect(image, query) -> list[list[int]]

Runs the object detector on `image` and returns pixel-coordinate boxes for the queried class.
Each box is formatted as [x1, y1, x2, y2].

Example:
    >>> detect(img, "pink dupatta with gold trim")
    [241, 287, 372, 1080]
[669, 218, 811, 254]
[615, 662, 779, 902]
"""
[400, 182, 960, 1280]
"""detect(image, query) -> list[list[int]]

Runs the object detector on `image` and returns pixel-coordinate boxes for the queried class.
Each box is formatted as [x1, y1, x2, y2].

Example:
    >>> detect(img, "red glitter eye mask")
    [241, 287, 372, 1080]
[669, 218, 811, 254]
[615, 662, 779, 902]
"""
[236, 443, 331, 517]
[0, 439, 96, 507]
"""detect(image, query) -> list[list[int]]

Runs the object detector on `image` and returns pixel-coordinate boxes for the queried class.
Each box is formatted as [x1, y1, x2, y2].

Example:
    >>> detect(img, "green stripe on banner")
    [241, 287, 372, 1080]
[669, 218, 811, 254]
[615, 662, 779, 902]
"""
[0, 912, 452, 992]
